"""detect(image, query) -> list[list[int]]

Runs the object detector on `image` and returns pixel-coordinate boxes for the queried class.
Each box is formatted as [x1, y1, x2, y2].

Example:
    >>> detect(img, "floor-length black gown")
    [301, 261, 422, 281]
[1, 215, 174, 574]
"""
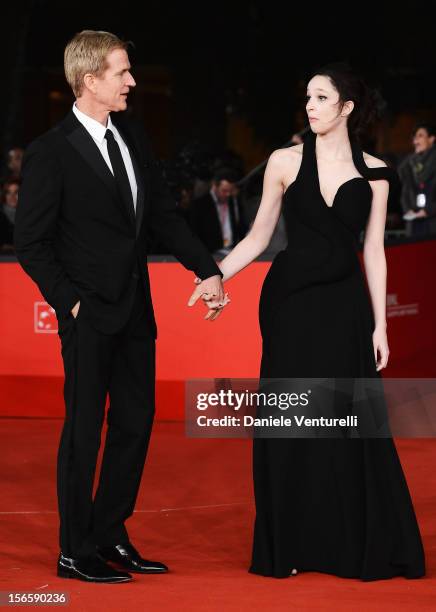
[249, 130, 426, 581]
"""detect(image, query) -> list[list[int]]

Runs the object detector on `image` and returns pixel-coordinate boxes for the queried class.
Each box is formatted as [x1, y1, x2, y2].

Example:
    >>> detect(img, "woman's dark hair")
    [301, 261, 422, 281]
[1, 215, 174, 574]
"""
[308, 61, 385, 139]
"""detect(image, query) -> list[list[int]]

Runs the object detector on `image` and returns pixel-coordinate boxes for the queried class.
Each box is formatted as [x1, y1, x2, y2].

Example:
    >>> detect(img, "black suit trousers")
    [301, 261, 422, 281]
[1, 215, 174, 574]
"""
[56, 279, 155, 558]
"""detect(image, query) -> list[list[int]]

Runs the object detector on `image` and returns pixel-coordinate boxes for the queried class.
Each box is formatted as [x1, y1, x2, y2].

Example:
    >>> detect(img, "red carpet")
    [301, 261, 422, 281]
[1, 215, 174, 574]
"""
[0, 419, 434, 611]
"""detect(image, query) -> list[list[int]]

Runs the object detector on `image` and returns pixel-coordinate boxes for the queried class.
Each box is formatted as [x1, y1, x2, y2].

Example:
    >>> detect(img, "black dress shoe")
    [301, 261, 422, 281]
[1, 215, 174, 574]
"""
[57, 552, 132, 583]
[97, 543, 169, 574]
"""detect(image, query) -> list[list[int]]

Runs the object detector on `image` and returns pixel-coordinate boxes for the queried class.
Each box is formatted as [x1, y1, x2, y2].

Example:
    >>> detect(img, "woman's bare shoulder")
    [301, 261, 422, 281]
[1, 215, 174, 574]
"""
[269, 144, 303, 169]
[271, 144, 303, 159]
[267, 145, 303, 188]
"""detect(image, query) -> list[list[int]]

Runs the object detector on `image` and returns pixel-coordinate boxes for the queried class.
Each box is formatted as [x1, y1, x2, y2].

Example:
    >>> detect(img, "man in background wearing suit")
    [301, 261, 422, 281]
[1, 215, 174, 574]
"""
[189, 167, 247, 252]
[14, 30, 227, 584]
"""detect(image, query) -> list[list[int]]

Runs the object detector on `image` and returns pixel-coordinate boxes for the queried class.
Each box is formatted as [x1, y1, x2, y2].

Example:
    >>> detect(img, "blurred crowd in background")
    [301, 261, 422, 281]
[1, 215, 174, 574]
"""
[0, 147, 22, 254]
[2, 123, 436, 257]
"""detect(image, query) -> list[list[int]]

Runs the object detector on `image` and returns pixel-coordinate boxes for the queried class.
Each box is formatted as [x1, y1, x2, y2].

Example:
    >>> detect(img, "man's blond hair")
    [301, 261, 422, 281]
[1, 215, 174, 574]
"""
[64, 30, 129, 97]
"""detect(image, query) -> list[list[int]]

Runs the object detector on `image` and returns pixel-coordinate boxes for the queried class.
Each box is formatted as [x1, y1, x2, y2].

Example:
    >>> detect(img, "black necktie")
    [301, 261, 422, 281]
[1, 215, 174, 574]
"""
[104, 128, 135, 216]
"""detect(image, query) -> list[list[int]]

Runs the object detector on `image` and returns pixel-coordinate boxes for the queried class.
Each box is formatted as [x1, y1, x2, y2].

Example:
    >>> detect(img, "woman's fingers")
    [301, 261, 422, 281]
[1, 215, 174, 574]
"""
[375, 343, 389, 370]
[205, 308, 222, 321]
[201, 293, 230, 309]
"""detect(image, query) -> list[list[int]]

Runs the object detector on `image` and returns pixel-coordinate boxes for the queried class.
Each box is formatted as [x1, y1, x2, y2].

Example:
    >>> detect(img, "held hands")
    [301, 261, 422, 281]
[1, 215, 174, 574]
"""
[187, 274, 230, 321]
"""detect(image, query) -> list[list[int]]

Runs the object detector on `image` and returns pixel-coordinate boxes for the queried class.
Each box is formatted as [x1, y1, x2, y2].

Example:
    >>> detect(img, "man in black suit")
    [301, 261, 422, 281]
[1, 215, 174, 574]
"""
[189, 167, 247, 252]
[14, 30, 227, 583]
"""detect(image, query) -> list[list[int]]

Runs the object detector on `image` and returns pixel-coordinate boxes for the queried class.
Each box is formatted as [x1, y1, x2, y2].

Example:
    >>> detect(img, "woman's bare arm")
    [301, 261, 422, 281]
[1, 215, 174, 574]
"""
[362, 154, 390, 369]
[218, 146, 301, 282]
[362, 155, 390, 329]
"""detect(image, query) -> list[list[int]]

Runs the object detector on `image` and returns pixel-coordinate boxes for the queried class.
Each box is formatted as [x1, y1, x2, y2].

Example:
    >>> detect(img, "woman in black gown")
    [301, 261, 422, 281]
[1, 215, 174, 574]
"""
[199, 64, 425, 581]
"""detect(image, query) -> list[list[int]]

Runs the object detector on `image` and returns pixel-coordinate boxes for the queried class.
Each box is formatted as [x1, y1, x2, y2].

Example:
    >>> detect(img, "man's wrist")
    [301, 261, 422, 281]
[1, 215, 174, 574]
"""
[199, 273, 222, 282]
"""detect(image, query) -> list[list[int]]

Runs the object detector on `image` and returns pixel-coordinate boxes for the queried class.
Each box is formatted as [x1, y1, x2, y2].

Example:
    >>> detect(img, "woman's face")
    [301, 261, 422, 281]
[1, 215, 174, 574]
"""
[305, 74, 351, 134]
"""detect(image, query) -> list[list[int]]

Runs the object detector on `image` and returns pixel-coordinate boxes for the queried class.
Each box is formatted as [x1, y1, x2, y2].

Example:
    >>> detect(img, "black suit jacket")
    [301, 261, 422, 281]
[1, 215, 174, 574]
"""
[0, 209, 13, 247]
[189, 192, 247, 253]
[14, 110, 222, 337]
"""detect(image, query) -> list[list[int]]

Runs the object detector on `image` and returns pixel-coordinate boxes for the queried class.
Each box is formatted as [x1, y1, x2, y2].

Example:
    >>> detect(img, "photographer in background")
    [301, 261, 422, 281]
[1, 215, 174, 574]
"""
[189, 167, 248, 253]
[399, 123, 436, 236]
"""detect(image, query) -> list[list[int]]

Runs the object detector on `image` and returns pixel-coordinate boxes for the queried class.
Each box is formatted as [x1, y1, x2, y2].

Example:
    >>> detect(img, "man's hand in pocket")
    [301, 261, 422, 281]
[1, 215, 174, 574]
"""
[71, 301, 80, 319]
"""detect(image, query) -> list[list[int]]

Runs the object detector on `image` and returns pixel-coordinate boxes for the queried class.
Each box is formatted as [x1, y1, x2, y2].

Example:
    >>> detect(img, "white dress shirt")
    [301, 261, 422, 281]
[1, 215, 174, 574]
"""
[72, 102, 138, 212]
[210, 188, 233, 247]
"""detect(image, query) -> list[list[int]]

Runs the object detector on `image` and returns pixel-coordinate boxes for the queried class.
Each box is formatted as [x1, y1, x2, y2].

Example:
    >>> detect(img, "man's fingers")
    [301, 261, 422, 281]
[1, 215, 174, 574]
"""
[204, 308, 222, 321]
[202, 294, 230, 309]
[189, 279, 227, 308]
[204, 296, 230, 320]
[207, 308, 223, 321]
[188, 289, 221, 307]
[188, 288, 202, 306]
[201, 294, 222, 308]
[210, 309, 222, 320]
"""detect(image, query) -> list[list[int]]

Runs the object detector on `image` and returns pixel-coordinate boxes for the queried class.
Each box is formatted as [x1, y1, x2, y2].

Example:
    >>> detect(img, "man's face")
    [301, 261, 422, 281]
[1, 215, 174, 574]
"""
[413, 128, 435, 154]
[213, 180, 234, 203]
[4, 182, 19, 208]
[92, 48, 136, 112]
[8, 148, 23, 174]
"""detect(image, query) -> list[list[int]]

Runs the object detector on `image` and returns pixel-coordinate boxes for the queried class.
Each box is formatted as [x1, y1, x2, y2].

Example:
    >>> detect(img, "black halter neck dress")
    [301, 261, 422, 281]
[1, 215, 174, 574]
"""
[250, 130, 425, 581]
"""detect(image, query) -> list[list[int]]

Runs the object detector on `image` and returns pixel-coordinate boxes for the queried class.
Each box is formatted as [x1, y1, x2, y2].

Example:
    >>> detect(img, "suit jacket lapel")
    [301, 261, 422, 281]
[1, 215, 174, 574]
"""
[61, 112, 117, 197]
[228, 198, 238, 242]
[208, 195, 223, 246]
[60, 111, 134, 227]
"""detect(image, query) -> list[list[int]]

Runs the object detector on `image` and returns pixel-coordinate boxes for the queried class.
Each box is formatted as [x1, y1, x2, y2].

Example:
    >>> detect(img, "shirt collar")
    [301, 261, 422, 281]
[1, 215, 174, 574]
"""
[210, 188, 218, 204]
[210, 188, 229, 205]
[72, 102, 114, 144]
